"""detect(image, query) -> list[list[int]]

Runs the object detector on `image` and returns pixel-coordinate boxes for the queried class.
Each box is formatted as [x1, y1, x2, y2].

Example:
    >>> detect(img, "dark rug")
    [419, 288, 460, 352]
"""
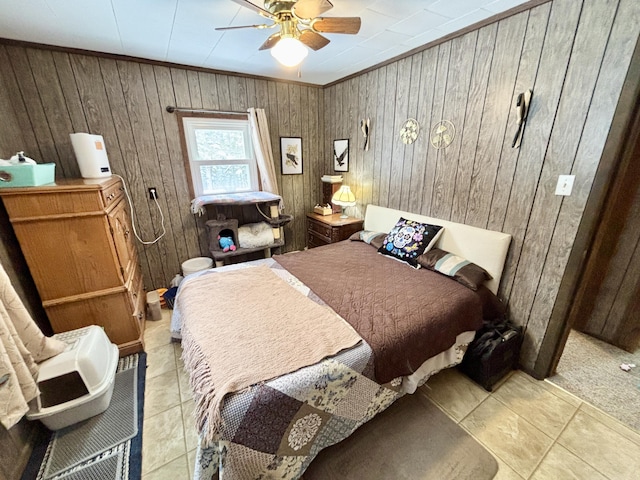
[304, 391, 498, 480]
[22, 352, 146, 480]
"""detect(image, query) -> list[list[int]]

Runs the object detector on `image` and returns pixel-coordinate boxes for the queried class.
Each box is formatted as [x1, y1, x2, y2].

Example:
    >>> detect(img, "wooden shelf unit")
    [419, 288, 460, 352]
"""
[0, 177, 145, 356]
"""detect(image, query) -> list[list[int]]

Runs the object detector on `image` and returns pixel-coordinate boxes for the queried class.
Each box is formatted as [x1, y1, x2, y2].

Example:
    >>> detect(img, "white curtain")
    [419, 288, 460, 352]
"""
[0, 262, 65, 429]
[247, 108, 283, 208]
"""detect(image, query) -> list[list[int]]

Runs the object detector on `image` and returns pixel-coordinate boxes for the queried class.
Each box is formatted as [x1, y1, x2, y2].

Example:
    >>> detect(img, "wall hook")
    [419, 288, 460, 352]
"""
[512, 89, 533, 148]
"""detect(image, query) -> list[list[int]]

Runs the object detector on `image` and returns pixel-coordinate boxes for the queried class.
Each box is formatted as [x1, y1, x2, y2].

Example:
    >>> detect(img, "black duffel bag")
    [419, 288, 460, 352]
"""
[458, 318, 523, 391]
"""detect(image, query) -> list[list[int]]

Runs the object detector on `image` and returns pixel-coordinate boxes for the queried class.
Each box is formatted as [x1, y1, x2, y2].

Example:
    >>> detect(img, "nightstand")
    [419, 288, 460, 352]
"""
[306, 213, 364, 248]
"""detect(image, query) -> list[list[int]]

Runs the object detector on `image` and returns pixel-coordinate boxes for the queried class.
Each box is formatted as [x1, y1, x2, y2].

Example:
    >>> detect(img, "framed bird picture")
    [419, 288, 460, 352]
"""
[333, 139, 349, 172]
[280, 137, 303, 175]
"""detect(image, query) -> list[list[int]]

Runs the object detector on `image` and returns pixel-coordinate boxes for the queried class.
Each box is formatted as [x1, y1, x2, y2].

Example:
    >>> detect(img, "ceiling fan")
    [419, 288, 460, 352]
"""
[217, 0, 361, 67]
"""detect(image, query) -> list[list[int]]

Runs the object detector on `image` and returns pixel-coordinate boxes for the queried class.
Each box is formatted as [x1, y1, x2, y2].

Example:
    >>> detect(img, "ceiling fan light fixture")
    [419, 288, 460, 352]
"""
[271, 36, 308, 67]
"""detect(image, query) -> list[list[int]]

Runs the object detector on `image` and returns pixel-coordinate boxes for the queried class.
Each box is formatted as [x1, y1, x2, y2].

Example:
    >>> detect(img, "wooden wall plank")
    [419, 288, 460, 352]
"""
[5, 47, 61, 172]
[499, 0, 582, 302]
[511, 0, 620, 364]
[488, 4, 550, 234]
[0, 63, 27, 155]
[529, 0, 639, 352]
[450, 24, 497, 224]
[407, 48, 439, 215]
[198, 72, 220, 110]
[26, 49, 80, 177]
[420, 43, 450, 216]
[398, 53, 422, 212]
[379, 63, 398, 208]
[465, 12, 528, 228]
[431, 31, 476, 220]
[153, 66, 202, 261]
[101, 58, 166, 288]
[51, 52, 90, 134]
[371, 68, 386, 208]
[388, 58, 411, 210]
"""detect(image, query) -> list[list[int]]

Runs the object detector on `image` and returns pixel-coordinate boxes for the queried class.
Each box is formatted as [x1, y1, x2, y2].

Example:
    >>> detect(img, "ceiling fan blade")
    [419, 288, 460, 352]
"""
[230, 0, 276, 20]
[259, 32, 282, 51]
[293, 0, 333, 19]
[312, 17, 361, 34]
[299, 30, 330, 51]
[215, 24, 271, 31]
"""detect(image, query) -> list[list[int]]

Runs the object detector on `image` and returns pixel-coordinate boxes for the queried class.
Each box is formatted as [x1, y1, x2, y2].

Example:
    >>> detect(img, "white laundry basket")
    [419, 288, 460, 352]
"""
[181, 257, 213, 276]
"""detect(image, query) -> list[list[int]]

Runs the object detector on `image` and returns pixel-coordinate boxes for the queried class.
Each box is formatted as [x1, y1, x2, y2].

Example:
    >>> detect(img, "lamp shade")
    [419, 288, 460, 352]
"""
[331, 185, 356, 207]
[271, 37, 308, 67]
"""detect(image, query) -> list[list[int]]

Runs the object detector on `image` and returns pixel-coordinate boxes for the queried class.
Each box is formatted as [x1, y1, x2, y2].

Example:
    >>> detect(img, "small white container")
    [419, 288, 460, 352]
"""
[181, 256, 213, 276]
[27, 326, 118, 430]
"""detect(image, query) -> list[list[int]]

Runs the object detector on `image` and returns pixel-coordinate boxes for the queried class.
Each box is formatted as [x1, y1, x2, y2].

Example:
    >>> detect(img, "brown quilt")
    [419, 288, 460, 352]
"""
[275, 241, 483, 383]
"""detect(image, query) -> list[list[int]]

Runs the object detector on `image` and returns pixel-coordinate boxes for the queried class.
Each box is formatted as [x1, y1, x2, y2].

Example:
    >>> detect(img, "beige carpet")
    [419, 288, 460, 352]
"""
[304, 391, 498, 480]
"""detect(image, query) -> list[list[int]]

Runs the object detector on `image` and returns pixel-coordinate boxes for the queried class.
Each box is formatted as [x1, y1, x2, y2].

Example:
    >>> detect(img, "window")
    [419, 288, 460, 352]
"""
[181, 116, 258, 197]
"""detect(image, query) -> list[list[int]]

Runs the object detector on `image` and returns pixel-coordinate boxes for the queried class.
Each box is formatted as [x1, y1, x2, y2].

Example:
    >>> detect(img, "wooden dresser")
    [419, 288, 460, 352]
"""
[306, 213, 364, 248]
[0, 177, 145, 355]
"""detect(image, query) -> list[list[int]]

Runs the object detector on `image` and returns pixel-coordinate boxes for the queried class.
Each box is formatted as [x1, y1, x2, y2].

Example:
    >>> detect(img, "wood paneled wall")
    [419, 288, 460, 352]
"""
[324, 0, 640, 371]
[0, 49, 324, 291]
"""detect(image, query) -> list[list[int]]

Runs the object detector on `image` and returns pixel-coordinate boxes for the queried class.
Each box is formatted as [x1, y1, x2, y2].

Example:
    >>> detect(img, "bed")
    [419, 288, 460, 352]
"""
[170, 204, 511, 480]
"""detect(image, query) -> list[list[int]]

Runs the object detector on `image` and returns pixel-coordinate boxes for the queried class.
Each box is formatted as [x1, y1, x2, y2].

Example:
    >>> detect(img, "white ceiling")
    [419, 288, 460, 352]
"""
[0, 0, 531, 86]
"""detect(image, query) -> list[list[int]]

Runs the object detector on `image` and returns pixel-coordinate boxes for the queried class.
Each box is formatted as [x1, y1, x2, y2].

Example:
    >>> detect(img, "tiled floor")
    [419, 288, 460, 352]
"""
[141, 311, 640, 479]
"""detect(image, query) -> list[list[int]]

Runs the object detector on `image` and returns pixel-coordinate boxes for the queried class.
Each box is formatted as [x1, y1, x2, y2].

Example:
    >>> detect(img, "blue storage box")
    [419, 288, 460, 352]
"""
[0, 163, 55, 188]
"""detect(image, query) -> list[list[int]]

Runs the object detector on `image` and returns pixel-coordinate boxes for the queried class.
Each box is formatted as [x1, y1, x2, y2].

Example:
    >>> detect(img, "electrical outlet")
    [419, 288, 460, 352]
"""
[148, 187, 158, 200]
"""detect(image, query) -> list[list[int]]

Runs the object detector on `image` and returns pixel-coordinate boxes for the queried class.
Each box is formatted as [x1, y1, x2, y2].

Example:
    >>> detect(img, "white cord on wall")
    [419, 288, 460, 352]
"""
[113, 174, 166, 245]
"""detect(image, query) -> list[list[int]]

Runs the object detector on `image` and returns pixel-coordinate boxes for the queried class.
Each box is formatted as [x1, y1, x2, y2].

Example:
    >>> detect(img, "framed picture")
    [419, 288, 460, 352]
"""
[333, 139, 349, 172]
[280, 137, 303, 175]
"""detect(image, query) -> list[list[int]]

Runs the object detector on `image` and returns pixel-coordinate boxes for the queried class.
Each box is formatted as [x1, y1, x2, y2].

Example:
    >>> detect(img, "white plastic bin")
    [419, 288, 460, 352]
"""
[181, 257, 213, 276]
[26, 326, 118, 430]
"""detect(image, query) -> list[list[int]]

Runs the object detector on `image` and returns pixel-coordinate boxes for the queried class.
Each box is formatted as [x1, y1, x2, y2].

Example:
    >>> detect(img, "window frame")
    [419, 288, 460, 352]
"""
[177, 112, 259, 198]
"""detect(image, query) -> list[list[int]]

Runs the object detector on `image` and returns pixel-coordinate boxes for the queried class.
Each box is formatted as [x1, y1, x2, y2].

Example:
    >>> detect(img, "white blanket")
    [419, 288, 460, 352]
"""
[0, 262, 66, 429]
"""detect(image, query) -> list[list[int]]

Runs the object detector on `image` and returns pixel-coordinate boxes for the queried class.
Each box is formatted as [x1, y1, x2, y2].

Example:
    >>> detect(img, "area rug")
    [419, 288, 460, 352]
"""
[303, 391, 498, 480]
[22, 352, 146, 480]
[549, 329, 640, 432]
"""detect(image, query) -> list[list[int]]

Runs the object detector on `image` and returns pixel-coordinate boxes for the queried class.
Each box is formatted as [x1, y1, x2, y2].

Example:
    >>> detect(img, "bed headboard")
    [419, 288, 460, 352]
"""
[364, 205, 511, 294]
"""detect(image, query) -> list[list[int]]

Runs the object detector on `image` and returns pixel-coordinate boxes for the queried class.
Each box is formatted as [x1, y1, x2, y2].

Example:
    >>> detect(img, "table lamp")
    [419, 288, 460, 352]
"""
[331, 185, 356, 218]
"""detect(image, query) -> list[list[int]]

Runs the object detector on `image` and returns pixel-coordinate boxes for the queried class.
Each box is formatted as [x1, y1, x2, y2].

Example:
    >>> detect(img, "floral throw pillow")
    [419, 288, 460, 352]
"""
[377, 218, 443, 268]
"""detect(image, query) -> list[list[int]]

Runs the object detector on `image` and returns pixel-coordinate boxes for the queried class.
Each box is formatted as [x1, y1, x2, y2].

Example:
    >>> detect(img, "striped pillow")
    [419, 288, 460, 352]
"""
[418, 248, 492, 290]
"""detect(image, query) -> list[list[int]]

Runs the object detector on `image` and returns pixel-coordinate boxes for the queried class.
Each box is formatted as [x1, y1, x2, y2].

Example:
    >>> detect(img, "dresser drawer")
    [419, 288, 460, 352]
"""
[308, 230, 330, 248]
[308, 218, 333, 238]
[101, 179, 124, 209]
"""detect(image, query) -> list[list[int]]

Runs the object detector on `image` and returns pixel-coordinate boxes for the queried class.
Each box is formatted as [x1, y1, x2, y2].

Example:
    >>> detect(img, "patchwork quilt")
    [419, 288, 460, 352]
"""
[172, 259, 469, 480]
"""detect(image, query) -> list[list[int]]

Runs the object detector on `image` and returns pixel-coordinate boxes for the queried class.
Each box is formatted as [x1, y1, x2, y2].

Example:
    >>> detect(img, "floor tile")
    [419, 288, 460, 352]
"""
[461, 397, 553, 478]
[142, 405, 186, 475]
[178, 362, 193, 402]
[182, 399, 199, 452]
[144, 369, 182, 418]
[142, 454, 190, 480]
[578, 402, 640, 447]
[422, 368, 490, 421]
[146, 343, 177, 379]
[144, 315, 172, 351]
[558, 409, 640, 480]
[492, 371, 578, 438]
[187, 449, 198, 479]
[541, 379, 582, 408]
[530, 443, 607, 480]
[493, 457, 525, 480]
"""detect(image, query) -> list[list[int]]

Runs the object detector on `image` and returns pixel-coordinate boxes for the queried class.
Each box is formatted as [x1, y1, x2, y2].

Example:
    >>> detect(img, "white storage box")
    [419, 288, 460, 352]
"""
[27, 326, 118, 430]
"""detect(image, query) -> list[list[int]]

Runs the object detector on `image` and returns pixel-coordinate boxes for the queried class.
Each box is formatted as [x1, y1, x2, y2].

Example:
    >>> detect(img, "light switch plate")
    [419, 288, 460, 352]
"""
[555, 175, 575, 196]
